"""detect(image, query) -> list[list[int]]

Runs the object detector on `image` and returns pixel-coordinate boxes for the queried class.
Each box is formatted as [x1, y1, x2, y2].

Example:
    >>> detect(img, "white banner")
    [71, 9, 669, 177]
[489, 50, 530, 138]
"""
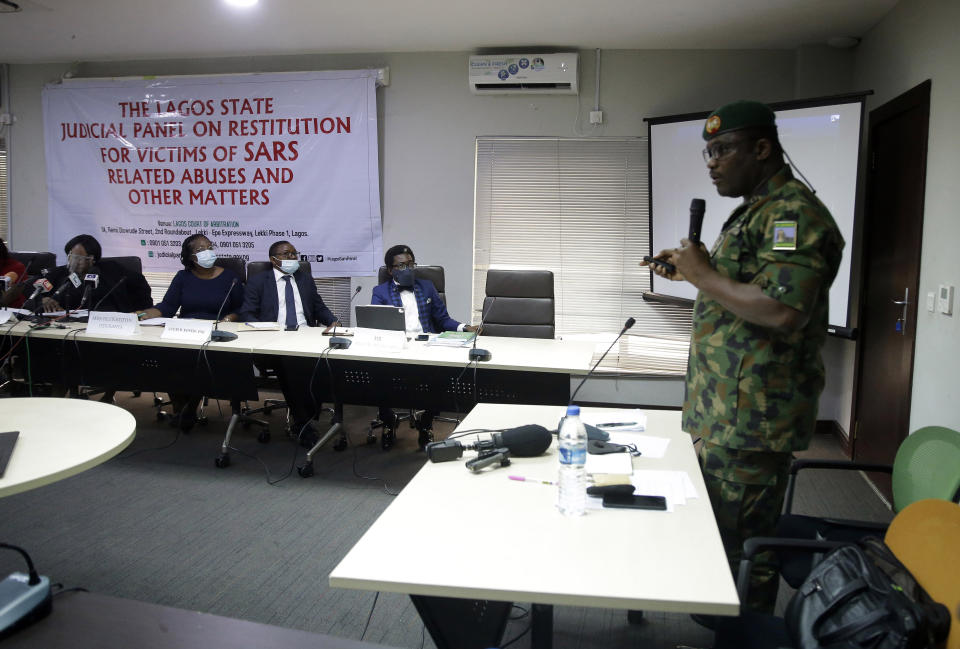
[42, 71, 382, 277]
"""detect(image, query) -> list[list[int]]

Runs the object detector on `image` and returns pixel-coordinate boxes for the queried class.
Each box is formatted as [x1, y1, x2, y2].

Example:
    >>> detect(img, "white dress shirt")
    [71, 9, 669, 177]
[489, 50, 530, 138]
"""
[396, 282, 464, 334]
[274, 267, 307, 327]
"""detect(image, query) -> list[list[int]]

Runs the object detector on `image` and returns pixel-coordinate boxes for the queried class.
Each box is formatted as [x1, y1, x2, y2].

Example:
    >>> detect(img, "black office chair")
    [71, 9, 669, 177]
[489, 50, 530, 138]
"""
[9, 251, 57, 277]
[480, 269, 555, 339]
[368, 265, 456, 449]
[214, 255, 247, 283]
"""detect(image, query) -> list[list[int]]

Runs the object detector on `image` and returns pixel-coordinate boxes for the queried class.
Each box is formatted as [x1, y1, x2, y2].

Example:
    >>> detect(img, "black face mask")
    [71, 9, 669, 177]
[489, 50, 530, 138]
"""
[393, 268, 415, 288]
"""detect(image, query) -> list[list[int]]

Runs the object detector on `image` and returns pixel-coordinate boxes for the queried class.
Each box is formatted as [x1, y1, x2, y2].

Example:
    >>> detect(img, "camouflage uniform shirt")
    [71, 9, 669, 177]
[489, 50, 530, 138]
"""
[682, 165, 844, 452]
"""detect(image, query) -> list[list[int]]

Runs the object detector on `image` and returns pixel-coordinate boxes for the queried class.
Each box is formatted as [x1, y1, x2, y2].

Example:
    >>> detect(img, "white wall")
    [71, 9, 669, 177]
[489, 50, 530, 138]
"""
[853, 0, 960, 432]
[8, 47, 874, 423]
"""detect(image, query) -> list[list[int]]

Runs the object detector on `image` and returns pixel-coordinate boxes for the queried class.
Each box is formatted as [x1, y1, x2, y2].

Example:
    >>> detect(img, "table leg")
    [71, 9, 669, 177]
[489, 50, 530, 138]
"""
[410, 595, 512, 649]
[531, 603, 553, 649]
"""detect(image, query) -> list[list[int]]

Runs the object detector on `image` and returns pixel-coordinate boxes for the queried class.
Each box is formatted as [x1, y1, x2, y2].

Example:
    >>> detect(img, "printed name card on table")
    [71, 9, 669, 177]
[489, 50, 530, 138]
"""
[87, 311, 140, 336]
[352, 327, 406, 351]
[161, 320, 213, 343]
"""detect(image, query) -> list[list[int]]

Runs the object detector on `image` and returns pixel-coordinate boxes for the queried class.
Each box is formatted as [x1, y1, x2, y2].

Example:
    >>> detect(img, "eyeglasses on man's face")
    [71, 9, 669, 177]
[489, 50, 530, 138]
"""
[702, 141, 742, 164]
[391, 262, 416, 271]
[271, 250, 299, 260]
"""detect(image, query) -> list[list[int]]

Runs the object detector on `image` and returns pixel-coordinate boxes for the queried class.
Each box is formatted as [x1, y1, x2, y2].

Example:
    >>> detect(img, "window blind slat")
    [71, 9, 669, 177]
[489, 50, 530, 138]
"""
[474, 136, 691, 372]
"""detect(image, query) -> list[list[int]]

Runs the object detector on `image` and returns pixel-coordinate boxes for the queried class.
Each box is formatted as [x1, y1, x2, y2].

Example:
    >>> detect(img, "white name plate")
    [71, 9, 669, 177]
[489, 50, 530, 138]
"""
[87, 311, 140, 336]
[161, 319, 213, 343]
[352, 327, 407, 350]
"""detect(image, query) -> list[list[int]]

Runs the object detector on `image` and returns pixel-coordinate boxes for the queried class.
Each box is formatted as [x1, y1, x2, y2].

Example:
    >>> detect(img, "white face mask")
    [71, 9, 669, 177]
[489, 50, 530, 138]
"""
[194, 249, 217, 268]
[278, 259, 299, 274]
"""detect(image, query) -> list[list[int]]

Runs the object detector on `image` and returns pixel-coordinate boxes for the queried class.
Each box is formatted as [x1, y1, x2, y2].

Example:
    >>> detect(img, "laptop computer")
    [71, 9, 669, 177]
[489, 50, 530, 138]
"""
[354, 305, 406, 332]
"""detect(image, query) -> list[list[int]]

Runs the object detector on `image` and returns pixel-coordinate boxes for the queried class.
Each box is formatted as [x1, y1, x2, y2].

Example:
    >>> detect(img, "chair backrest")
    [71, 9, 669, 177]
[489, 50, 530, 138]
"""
[9, 250, 57, 275]
[214, 256, 246, 283]
[884, 499, 960, 649]
[101, 255, 143, 275]
[481, 269, 555, 339]
[247, 260, 312, 279]
[376, 265, 447, 305]
[892, 426, 960, 512]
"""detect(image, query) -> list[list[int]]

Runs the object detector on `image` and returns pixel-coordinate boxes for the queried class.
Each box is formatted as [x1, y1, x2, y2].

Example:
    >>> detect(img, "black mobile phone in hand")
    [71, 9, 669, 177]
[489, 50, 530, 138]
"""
[602, 492, 668, 511]
[642, 256, 677, 275]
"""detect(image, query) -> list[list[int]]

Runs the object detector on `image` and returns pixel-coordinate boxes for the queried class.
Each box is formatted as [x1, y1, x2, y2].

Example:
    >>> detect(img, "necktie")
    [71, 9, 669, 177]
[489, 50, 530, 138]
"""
[283, 275, 298, 329]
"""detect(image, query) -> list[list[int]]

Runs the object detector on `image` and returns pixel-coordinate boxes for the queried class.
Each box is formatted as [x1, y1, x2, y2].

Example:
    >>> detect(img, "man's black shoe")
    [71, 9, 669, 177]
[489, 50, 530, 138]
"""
[298, 424, 319, 449]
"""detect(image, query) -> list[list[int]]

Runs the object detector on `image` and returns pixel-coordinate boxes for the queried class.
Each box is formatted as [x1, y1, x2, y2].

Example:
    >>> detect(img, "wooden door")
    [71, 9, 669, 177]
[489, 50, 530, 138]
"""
[852, 80, 930, 501]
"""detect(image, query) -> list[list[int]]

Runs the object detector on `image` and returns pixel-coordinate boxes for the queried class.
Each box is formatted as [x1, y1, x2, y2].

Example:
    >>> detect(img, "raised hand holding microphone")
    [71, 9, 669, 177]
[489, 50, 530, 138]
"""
[641, 198, 707, 282]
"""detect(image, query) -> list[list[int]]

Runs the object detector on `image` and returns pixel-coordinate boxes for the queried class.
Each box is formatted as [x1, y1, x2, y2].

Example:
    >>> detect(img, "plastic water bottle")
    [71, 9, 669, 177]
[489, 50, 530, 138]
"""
[557, 405, 587, 516]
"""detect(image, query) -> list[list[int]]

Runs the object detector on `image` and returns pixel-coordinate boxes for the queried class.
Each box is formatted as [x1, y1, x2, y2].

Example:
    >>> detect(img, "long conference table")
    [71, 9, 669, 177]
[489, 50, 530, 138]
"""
[330, 403, 740, 649]
[1, 318, 685, 467]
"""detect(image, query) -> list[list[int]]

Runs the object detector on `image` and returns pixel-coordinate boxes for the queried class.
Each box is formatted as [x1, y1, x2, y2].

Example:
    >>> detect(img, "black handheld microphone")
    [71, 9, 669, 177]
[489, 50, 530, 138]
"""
[49, 272, 81, 305]
[688, 198, 706, 244]
[90, 276, 127, 312]
[22, 279, 53, 312]
[469, 296, 496, 362]
[426, 424, 552, 463]
[77, 273, 99, 311]
[567, 317, 636, 407]
[329, 285, 363, 349]
[210, 278, 240, 342]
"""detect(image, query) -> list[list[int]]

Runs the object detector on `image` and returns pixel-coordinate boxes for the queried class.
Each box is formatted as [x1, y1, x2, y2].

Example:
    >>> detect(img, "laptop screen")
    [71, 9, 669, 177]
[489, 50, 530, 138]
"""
[354, 305, 406, 332]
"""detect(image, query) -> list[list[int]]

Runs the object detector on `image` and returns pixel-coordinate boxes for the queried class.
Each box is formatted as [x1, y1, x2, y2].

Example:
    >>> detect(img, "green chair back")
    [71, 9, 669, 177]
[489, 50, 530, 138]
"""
[892, 426, 960, 512]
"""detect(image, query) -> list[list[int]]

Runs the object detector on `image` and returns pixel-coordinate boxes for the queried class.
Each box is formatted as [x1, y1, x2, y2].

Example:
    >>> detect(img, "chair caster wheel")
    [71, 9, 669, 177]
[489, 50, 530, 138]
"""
[257, 430, 271, 444]
[197, 416, 208, 426]
[627, 610, 644, 624]
[366, 433, 377, 445]
[297, 462, 314, 478]
[153, 397, 163, 406]
[333, 436, 348, 452]
[132, 391, 142, 398]
[215, 454, 230, 468]
[381, 430, 395, 451]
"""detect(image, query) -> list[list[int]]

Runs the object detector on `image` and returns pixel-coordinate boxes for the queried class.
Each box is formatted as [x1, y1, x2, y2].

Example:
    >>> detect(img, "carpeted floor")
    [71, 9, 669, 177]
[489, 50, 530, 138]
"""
[0, 392, 892, 648]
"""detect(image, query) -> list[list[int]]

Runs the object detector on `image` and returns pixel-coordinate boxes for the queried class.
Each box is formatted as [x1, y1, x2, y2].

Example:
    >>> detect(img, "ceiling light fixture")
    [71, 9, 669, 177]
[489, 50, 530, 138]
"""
[224, 0, 258, 8]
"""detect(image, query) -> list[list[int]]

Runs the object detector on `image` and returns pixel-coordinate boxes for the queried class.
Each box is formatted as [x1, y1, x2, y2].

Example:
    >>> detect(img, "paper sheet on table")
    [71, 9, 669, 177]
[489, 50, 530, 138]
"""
[584, 451, 633, 476]
[606, 432, 670, 459]
[580, 408, 647, 432]
[44, 310, 89, 317]
[243, 322, 282, 330]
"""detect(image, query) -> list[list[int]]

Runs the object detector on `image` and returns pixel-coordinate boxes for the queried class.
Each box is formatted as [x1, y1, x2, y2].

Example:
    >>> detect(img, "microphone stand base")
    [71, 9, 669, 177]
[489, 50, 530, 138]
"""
[469, 348, 492, 362]
[329, 337, 352, 349]
[210, 330, 238, 342]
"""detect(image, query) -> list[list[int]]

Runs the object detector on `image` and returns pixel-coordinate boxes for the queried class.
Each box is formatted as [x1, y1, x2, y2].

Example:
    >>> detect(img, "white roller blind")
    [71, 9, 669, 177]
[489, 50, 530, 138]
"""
[0, 146, 8, 242]
[473, 136, 691, 373]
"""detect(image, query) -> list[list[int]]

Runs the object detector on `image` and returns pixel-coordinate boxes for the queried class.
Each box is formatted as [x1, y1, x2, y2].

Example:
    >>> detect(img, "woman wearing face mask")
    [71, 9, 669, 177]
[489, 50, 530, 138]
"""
[138, 234, 244, 322]
[139, 233, 244, 430]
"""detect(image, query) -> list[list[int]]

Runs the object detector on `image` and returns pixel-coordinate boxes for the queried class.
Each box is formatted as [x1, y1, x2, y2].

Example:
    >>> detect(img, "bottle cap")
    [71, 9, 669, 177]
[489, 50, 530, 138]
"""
[566, 405, 580, 416]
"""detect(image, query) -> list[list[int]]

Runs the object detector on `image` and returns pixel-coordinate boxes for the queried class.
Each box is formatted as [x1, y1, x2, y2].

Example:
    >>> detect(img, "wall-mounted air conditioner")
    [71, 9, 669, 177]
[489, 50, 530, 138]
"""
[468, 53, 579, 95]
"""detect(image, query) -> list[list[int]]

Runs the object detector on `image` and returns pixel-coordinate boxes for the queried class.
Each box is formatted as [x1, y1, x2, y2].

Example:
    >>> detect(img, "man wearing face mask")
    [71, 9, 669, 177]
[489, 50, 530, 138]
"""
[371, 244, 478, 449]
[239, 240, 340, 447]
[43, 234, 152, 314]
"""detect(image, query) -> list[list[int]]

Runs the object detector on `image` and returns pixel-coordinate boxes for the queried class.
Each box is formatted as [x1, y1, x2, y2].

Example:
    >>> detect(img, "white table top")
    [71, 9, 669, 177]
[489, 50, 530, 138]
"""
[329, 403, 739, 615]
[0, 398, 136, 498]
[252, 327, 596, 374]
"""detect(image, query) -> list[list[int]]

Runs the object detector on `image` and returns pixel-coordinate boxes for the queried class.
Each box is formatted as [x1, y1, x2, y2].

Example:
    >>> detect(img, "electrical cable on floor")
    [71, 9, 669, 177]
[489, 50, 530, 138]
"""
[359, 591, 379, 641]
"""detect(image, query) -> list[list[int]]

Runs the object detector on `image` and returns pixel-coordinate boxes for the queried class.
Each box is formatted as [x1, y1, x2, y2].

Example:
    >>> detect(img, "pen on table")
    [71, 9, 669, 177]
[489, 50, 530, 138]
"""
[596, 421, 638, 428]
[509, 475, 555, 485]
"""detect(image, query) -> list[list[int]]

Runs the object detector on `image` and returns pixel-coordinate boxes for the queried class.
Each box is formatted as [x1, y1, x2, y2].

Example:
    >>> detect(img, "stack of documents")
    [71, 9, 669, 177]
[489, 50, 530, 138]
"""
[426, 331, 476, 347]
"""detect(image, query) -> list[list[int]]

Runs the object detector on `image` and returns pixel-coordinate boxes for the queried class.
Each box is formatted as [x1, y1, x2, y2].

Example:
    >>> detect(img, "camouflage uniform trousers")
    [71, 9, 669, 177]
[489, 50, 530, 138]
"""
[698, 440, 793, 614]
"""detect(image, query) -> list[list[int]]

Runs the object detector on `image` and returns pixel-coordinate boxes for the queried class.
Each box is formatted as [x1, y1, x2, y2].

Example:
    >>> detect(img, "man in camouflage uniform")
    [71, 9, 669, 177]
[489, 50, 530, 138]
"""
[645, 100, 844, 613]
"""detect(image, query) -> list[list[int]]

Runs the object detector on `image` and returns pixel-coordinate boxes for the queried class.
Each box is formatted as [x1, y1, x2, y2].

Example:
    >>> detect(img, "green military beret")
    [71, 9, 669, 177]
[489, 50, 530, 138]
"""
[702, 100, 776, 140]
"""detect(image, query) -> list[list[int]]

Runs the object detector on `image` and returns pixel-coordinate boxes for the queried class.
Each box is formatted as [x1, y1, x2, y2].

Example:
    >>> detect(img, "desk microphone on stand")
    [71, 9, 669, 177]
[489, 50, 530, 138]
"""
[210, 278, 239, 342]
[568, 317, 636, 407]
[468, 296, 496, 362]
[90, 276, 127, 312]
[329, 285, 363, 349]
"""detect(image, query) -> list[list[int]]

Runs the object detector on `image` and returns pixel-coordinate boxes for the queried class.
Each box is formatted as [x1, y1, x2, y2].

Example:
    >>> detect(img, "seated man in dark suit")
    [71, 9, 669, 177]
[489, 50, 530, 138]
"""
[371, 244, 477, 450]
[42, 234, 152, 314]
[239, 240, 339, 447]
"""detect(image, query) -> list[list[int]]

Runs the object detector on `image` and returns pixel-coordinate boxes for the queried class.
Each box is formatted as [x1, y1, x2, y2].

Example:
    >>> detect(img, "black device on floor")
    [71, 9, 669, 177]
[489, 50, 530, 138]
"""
[0, 431, 19, 478]
[602, 492, 667, 511]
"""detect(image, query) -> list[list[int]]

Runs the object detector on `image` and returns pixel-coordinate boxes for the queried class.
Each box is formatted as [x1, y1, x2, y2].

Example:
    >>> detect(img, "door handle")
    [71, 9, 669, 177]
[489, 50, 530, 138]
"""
[892, 288, 909, 335]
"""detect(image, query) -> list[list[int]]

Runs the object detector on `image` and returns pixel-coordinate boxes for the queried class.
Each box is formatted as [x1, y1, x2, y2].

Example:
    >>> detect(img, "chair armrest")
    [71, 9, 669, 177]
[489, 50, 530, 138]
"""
[783, 459, 893, 514]
[736, 537, 849, 601]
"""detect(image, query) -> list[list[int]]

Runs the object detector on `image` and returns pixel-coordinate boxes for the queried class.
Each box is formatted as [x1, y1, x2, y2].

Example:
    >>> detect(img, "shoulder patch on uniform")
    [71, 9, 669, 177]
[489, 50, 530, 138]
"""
[772, 220, 797, 251]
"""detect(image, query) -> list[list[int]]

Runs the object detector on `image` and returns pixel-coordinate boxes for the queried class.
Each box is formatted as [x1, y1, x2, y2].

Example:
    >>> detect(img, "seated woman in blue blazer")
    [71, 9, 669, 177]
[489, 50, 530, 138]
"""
[139, 233, 245, 430]
[371, 244, 477, 450]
